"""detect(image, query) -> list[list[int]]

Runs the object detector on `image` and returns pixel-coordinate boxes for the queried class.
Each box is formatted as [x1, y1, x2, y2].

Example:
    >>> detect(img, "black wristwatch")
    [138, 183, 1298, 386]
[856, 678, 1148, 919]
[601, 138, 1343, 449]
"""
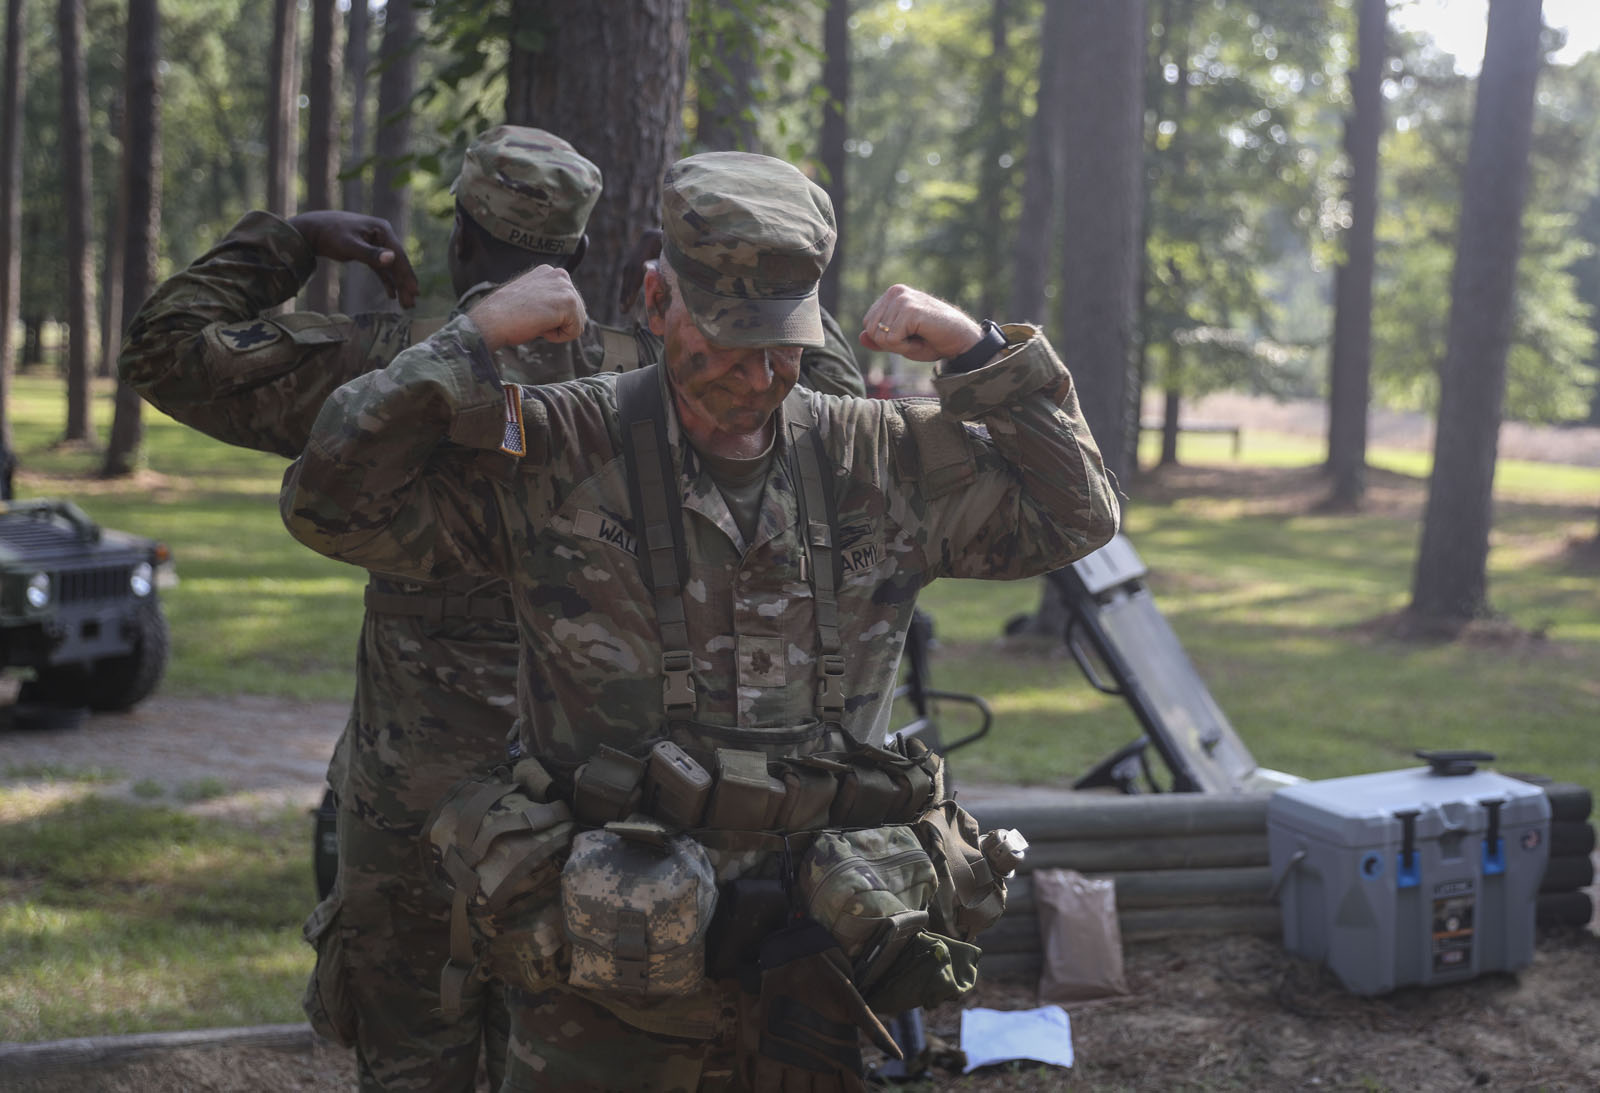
[942, 320, 1007, 375]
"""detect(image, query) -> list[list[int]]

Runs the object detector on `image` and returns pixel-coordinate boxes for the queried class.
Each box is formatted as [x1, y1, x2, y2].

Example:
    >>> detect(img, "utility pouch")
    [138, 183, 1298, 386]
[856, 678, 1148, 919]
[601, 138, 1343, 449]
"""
[799, 826, 936, 993]
[300, 892, 357, 1047]
[423, 761, 576, 1018]
[642, 740, 712, 828]
[829, 764, 899, 828]
[562, 821, 717, 998]
[914, 799, 1008, 941]
[775, 757, 844, 831]
[705, 747, 786, 830]
[571, 744, 647, 827]
[706, 876, 794, 979]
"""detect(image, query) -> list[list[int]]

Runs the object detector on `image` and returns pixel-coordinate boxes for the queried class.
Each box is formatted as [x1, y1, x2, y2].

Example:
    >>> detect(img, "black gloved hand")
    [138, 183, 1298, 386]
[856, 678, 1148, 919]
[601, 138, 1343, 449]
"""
[737, 918, 900, 1093]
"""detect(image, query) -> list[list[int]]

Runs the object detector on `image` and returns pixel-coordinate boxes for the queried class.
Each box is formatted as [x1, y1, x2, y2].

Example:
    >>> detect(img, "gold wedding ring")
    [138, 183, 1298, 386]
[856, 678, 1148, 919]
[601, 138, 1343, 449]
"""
[877, 322, 891, 333]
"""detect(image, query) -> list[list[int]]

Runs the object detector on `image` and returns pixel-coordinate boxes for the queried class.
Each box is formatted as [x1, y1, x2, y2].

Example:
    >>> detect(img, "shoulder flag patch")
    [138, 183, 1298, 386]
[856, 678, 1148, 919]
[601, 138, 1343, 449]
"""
[500, 384, 526, 457]
[216, 320, 283, 352]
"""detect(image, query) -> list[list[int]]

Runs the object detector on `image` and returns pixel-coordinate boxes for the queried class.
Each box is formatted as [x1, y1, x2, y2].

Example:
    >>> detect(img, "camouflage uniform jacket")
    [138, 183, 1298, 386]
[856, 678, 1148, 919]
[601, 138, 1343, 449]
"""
[117, 210, 626, 828]
[281, 316, 1120, 767]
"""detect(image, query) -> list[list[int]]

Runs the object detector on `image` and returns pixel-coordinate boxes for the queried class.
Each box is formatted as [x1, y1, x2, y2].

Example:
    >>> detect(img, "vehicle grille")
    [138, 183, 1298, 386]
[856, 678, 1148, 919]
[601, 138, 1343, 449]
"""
[56, 565, 133, 604]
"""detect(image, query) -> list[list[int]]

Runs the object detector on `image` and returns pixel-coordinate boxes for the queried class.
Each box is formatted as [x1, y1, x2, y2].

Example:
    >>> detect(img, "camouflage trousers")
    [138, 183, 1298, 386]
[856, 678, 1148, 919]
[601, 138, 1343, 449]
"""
[311, 603, 526, 1091]
[334, 810, 512, 1092]
[498, 983, 742, 1092]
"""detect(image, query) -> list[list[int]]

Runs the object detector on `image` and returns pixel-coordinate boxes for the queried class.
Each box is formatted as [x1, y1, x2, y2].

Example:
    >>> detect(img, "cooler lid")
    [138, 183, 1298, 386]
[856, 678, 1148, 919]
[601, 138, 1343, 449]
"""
[1268, 764, 1550, 845]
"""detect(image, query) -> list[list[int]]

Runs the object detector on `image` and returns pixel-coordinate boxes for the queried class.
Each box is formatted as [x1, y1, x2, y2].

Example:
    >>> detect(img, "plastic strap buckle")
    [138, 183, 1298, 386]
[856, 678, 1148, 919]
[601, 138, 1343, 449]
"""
[817, 654, 846, 715]
[663, 649, 695, 714]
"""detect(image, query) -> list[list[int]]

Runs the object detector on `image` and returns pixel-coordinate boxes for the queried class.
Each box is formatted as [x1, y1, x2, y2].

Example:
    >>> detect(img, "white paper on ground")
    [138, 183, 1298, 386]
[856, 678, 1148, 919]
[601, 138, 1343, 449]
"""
[958, 1005, 1074, 1074]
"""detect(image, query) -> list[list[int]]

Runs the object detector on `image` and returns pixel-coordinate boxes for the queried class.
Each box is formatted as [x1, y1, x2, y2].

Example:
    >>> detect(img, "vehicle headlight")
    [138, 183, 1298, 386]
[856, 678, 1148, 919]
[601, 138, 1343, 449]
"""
[130, 562, 153, 598]
[25, 572, 50, 609]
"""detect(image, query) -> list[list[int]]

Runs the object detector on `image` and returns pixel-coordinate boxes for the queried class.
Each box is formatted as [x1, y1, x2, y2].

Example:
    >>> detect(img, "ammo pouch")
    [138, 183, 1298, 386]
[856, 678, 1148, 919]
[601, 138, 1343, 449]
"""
[561, 819, 717, 999]
[424, 758, 576, 1018]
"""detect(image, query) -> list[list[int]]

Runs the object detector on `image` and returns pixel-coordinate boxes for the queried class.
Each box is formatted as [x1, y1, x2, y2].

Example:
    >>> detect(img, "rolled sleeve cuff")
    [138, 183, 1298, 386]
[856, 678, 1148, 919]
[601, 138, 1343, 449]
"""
[932, 324, 1067, 421]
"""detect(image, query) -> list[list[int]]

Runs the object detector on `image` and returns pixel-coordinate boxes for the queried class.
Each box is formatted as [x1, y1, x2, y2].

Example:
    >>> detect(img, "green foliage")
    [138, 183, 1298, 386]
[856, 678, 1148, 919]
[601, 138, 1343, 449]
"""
[1143, 0, 1339, 398]
[1371, 38, 1600, 423]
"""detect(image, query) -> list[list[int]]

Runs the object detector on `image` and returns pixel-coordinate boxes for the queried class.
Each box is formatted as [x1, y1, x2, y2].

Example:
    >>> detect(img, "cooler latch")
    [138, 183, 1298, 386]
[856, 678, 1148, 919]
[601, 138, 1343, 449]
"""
[1479, 797, 1505, 876]
[1394, 808, 1421, 889]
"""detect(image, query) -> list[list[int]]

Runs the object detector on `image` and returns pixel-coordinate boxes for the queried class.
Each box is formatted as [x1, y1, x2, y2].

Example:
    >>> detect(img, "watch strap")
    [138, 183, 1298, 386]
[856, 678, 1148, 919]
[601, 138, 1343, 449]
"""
[942, 319, 1007, 375]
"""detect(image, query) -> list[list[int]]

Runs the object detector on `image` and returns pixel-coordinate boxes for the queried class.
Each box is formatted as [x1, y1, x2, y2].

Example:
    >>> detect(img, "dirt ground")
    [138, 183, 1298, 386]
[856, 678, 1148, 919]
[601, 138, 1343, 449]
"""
[3, 691, 1599, 1092]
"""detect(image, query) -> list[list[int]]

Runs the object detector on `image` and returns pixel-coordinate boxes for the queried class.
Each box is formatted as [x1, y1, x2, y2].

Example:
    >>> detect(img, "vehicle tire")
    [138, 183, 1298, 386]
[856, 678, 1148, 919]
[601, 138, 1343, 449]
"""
[84, 601, 170, 711]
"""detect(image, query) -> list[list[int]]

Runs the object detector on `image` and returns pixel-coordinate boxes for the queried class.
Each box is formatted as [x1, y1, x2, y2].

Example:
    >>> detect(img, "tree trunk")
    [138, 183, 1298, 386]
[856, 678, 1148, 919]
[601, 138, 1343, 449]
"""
[505, 0, 689, 325]
[1325, 0, 1386, 508]
[303, 0, 341, 313]
[347, 0, 417, 314]
[266, 0, 300, 218]
[0, 0, 23, 453]
[1160, 386, 1180, 466]
[1007, 0, 1069, 326]
[102, 0, 160, 478]
[1408, 0, 1543, 626]
[975, 0, 1009, 319]
[59, 0, 95, 442]
[1058, 0, 1145, 486]
[693, 0, 760, 153]
[339, 0, 371, 306]
[817, 0, 849, 318]
[99, 89, 125, 379]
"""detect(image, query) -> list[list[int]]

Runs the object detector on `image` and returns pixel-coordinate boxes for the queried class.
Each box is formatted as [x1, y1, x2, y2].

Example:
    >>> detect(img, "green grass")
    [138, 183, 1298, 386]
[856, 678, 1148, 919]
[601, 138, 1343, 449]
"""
[0, 793, 313, 1040]
[2, 373, 1598, 1042]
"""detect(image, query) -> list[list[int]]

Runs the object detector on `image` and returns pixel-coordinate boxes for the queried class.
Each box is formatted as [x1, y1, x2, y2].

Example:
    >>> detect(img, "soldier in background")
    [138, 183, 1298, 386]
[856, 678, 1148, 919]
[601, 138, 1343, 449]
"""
[120, 127, 626, 1092]
[280, 150, 1119, 1091]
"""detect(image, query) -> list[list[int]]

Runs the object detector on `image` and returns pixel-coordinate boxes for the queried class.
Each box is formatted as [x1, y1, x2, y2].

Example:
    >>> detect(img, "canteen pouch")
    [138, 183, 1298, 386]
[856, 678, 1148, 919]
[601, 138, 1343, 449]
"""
[562, 821, 717, 998]
[705, 747, 786, 830]
[642, 740, 712, 828]
[423, 759, 576, 1017]
[798, 826, 936, 994]
[914, 799, 1007, 941]
[300, 891, 358, 1047]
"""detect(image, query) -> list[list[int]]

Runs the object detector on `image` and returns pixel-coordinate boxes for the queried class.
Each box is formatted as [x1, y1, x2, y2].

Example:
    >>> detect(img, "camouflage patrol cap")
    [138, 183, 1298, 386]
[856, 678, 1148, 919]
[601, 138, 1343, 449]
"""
[660, 151, 835, 347]
[452, 126, 602, 256]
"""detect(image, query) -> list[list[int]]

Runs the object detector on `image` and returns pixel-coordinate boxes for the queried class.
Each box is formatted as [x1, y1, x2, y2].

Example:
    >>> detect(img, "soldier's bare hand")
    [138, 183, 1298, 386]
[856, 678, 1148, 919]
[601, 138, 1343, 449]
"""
[859, 285, 984, 363]
[287, 211, 419, 309]
[468, 265, 588, 351]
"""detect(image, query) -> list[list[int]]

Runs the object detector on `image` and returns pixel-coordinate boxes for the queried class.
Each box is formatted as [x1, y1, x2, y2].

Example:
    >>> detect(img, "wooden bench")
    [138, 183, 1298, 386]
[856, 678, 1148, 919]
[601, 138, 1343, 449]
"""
[1140, 419, 1242, 458]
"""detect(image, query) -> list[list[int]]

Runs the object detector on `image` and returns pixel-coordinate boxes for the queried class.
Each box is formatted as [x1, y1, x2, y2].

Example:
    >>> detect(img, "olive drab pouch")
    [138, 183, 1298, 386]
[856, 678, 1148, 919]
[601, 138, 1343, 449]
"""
[561, 819, 717, 998]
[423, 758, 576, 1018]
[798, 826, 936, 994]
[300, 891, 358, 1047]
[913, 799, 1008, 941]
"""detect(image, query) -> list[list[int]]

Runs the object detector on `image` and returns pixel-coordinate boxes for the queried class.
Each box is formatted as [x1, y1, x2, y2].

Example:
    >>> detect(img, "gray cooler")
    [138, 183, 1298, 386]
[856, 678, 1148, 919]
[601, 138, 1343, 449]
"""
[1267, 752, 1549, 995]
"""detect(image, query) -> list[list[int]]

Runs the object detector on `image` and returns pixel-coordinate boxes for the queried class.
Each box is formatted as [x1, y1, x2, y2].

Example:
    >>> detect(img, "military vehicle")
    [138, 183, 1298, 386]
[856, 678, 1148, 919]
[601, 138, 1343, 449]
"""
[0, 498, 172, 725]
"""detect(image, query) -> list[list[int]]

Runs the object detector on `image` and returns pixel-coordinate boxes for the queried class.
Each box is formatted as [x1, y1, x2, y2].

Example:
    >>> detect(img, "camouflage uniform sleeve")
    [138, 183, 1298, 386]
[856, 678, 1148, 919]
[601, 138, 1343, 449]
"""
[280, 314, 531, 582]
[877, 324, 1119, 581]
[799, 306, 867, 397]
[117, 211, 411, 458]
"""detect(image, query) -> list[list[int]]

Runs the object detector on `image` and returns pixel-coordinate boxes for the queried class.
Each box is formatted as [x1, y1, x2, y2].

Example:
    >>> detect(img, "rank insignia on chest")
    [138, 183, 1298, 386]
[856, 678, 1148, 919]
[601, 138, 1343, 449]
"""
[216, 320, 283, 352]
[500, 384, 527, 457]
